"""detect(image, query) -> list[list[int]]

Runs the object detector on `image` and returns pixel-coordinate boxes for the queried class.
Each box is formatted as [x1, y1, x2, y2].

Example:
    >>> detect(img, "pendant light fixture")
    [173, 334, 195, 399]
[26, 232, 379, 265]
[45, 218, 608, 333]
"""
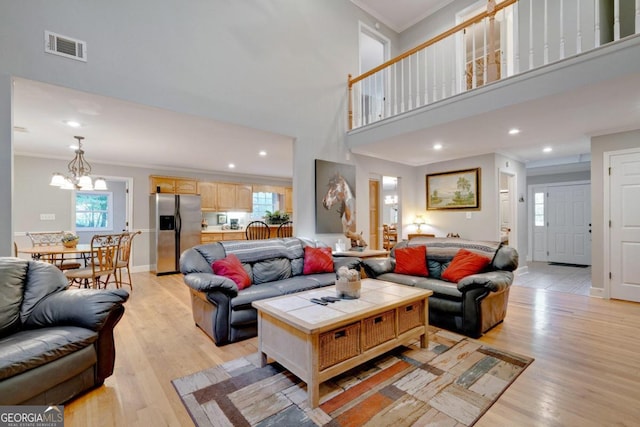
[49, 136, 108, 191]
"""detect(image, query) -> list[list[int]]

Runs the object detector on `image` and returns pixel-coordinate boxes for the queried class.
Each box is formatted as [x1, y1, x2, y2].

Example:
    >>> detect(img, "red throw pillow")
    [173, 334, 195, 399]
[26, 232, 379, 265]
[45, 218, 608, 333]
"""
[394, 246, 428, 276]
[441, 249, 491, 283]
[212, 254, 251, 290]
[303, 246, 334, 274]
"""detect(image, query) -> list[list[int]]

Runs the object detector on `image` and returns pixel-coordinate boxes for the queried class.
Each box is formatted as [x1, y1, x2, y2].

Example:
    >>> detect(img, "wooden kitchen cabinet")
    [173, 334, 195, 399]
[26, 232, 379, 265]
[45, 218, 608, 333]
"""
[150, 175, 197, 194]
[201, 232, 245, 244]
[197, 182, 218, 211]
[175, 179, 198, 194]
[216, 183, 237, 211]
[217, 183, 253, 212]
[201, 233, 223, 244]
[235, 184, 253, 211]
[284, 187, 293, 213]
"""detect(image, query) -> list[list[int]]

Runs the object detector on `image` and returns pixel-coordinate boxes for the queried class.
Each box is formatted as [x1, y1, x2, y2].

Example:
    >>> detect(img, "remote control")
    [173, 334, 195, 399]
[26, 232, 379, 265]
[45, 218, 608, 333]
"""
[310, 298, 328, 306]
[321, 296, 341, 303]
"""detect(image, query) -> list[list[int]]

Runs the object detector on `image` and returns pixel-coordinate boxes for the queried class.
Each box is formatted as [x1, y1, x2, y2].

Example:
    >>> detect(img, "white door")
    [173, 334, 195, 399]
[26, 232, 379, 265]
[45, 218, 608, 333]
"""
[548, 184, 591, 265]
[610, 152, 640, 302]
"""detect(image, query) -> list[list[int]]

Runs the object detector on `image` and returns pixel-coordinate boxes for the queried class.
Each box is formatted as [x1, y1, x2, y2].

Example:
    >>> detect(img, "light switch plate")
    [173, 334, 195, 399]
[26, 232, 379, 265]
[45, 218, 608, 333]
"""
[40, 213, 56, 221]
[466, 212, 472, 219]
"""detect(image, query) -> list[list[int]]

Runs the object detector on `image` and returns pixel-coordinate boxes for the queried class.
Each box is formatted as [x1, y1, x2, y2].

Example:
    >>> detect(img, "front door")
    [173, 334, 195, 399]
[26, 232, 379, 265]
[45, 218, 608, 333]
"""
[610, 151, 640, 302]
[548, 184, 591, 265]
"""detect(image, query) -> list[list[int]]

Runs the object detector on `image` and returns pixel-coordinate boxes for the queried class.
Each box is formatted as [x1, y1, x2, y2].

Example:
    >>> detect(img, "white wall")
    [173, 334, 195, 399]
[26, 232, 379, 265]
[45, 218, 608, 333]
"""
[591, 129, 640, 292]
[0, 1, 405, 256]
[414, 153, 527, 260]
[0, 74, 12, 256]
[14, 155, 293, 269]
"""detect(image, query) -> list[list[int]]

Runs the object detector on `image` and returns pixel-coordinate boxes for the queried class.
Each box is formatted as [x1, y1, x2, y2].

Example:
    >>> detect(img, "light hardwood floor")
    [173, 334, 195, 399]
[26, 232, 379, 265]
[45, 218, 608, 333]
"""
[64, 271, 640, 426]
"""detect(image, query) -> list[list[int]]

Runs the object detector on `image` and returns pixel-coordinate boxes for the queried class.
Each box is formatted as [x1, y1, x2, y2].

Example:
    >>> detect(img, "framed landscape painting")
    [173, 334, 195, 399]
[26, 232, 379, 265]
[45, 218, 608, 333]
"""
[426, 168, 480, 210]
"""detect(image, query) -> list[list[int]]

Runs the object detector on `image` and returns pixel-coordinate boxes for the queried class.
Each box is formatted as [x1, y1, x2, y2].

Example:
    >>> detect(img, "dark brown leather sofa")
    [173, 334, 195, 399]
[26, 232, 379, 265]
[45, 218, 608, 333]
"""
[0, 257, 129, 404]
[362, 237, 518, 338]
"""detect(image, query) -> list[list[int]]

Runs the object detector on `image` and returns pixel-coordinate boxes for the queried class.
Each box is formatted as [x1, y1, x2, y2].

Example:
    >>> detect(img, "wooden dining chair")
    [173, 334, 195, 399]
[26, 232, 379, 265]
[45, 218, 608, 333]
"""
[276, 221, 293, 238]
[245, 221, 271, 240]
[65, 233, 121, 289]
[114, 230, 141, 290]
[26, 231, 81, 270]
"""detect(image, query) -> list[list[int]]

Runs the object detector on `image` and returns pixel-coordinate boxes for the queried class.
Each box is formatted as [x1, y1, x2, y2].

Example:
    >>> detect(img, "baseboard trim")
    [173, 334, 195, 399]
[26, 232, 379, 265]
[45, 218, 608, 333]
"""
[590, 287, 605, 298]
[131, 265, 152, 273]
[514, 265, 529, 276]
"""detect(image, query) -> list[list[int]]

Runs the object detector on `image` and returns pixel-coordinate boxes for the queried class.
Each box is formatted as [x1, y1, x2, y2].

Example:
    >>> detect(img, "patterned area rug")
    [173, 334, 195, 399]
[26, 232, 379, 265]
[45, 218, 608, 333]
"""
[172, 328, 533, 426]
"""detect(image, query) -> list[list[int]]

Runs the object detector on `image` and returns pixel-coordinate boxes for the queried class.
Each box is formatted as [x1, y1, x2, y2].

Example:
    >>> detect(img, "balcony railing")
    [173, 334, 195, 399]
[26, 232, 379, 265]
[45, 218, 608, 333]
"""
[348, 0, 640, 130]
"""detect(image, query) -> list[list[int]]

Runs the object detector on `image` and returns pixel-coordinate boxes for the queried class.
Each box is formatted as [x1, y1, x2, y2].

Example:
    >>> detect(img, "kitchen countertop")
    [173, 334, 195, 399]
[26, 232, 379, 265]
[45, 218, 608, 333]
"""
[202, 224, 284, 233]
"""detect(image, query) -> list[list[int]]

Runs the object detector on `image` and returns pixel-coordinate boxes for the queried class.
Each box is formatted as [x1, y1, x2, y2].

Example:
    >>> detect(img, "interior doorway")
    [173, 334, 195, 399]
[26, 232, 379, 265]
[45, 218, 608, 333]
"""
[499, 171, 516, 248]
[359, 22, 390, 125]
[368, 179, 380, 250]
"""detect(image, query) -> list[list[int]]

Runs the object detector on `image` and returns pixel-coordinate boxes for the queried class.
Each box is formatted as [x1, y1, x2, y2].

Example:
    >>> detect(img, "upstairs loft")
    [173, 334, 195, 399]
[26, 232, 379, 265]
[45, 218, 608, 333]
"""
[346, 0, 640, 166]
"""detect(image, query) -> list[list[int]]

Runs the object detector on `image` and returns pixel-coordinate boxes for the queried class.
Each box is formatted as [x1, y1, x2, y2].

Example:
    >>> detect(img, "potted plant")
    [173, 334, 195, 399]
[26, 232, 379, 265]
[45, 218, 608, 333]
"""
[264, 210, 290, 225]
[61, 233, 79, 248]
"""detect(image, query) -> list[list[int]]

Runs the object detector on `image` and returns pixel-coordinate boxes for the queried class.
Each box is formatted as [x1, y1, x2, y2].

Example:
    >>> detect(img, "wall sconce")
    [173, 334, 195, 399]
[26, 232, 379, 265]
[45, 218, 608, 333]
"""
[413, 215, 426, 233]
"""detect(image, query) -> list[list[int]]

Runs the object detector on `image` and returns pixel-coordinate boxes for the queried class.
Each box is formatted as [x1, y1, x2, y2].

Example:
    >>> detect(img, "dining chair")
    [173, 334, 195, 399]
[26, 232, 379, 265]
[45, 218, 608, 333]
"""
[65, 233, 121, 289]
[382, 224, 398, 250]
[26, 231, 82, 270]
[114, 230, 141, 290]
[245, 221, 271, 240]
[276, 221, 293, 238]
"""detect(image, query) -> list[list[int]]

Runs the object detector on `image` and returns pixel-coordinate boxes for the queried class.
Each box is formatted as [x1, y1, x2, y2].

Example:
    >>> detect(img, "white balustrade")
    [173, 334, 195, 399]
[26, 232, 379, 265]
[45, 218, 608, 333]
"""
[348, 0, 634, 130]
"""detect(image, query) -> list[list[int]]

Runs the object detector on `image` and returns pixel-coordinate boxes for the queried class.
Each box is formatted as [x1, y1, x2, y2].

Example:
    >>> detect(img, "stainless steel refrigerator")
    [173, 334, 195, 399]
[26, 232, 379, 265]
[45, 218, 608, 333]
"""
[152, 194, 201, 275]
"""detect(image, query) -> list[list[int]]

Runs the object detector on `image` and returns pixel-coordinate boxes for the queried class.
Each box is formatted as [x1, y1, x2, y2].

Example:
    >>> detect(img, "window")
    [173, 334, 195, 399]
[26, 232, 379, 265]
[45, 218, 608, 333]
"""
[76, 192, 113, 231]
[534, 192, 545, 227]
[251, 192, 279, 220]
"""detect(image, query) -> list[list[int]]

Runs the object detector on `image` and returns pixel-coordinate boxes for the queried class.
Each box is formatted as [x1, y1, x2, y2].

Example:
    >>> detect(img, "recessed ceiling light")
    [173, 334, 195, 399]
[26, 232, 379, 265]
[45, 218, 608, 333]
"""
[508, 128, 520, 135]
[433, 143, 443, 150]
[259, 150, 267, 156]
[64, 120, 81, 128]
[228, 163, 236, 169]
[543, 147, 552, 153]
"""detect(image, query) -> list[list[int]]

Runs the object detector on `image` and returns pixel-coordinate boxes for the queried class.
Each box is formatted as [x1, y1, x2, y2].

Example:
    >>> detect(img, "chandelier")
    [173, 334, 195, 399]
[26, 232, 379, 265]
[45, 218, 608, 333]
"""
[49, 136, 107, 191]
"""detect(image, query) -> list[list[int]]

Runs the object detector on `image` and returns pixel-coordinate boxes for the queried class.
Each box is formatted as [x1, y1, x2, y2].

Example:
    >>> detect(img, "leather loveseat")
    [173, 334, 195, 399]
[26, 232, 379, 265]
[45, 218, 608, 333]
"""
[362, 237, 518, 338]
[0, 257, 129, 404]
[180, 237, 361, 346]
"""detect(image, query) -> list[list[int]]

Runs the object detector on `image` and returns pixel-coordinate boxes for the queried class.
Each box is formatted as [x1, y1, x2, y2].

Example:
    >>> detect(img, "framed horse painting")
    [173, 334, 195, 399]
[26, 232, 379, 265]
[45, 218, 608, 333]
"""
[315, 159, 357, 235]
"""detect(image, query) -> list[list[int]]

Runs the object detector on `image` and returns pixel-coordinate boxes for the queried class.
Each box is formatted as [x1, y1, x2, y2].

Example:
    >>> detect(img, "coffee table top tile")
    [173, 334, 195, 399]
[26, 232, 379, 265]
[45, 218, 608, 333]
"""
[254, 279, 432, 333]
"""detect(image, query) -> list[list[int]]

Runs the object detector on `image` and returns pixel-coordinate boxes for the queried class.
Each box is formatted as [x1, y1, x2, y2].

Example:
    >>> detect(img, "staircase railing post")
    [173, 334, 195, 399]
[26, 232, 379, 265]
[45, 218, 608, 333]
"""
[486, 0, 499, 83]
[348, 74, 353, 130]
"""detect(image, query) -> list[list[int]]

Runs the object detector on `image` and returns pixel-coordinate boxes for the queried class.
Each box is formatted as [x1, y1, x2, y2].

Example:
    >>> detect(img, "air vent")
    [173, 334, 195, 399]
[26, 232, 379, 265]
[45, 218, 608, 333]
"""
[44, 31, 86, 62]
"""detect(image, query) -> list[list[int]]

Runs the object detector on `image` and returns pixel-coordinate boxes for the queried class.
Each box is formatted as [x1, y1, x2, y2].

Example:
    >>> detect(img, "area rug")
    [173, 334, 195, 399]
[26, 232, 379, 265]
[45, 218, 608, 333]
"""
[172, 328, 533, 426]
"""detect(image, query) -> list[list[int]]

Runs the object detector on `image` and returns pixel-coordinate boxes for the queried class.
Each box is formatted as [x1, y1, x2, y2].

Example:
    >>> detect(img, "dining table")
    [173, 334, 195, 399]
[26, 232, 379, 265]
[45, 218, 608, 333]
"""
[18, 244, 94, 267]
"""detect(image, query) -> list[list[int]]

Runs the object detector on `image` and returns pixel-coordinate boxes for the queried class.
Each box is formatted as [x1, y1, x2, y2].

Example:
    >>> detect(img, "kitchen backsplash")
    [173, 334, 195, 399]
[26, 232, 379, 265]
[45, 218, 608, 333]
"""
[202, 212, 253, 229]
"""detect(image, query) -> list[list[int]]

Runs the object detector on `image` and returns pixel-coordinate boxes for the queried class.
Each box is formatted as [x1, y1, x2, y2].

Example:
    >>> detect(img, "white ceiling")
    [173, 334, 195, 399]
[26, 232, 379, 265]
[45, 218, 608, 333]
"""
[11, 3, 640, 177]
[349, 71, 640, 167]
[12, 78, 295, 179]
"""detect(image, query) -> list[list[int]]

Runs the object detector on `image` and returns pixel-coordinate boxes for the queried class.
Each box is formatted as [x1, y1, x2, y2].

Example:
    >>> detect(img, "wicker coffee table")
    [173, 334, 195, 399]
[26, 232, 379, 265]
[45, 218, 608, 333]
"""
[252, 279, 433, 408]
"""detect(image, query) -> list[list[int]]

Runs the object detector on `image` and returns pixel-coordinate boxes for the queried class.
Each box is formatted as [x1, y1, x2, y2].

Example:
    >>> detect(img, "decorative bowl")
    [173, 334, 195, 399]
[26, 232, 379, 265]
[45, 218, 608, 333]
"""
[62, 239, 78, 248]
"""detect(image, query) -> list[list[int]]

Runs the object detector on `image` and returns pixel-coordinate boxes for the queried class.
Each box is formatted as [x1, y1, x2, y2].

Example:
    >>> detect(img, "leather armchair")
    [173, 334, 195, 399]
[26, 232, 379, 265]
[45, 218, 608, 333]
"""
[0, 257, 129, 404]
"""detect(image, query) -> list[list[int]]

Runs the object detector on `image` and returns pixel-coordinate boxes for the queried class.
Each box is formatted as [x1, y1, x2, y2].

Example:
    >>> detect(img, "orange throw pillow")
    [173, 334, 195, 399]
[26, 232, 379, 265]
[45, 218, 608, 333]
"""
[212, 254, 251, 290]
[303, 246, 334, 274]
[394, 246, 428, 276]
[441, 249, 491, 283]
